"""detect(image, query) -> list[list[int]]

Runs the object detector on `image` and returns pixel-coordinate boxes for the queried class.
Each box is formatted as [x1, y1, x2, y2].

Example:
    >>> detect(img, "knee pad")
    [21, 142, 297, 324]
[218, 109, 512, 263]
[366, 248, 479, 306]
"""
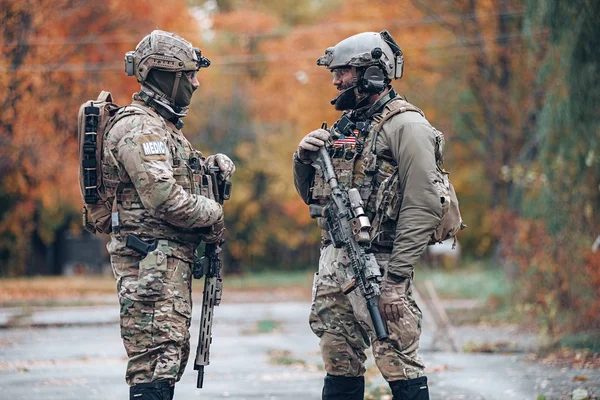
[389, 376, 429, 400]
[323, 374, 364, 400]
[130, 380, 172, 400]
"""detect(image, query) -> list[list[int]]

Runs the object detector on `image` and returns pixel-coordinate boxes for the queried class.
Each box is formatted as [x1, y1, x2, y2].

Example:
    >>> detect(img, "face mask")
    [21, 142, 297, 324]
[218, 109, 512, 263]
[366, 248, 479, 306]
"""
[146, 70, 196, 108]
[174, 73, 196, 108]
[146, 70, 175, 100]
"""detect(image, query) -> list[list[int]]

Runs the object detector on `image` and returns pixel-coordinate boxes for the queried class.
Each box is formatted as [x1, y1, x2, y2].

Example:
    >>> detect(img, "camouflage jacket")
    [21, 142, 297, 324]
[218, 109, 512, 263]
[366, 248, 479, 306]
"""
[102, 96, 222, 263]
[293, 94, 443, 281]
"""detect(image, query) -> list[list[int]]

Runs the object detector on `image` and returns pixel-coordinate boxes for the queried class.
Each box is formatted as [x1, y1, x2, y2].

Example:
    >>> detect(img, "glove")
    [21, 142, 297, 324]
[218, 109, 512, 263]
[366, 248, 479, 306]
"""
[206, 153, 236, 180]
[378, 277, 407, 323]
[199, 215, 225, 244]
[297, 129, 330, 162]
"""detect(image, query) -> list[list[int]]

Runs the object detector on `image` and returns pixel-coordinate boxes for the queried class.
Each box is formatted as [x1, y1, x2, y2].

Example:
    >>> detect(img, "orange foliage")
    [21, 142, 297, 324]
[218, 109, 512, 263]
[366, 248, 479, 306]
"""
[495, 211, 600, 334]
[212, 9, 279, 34]
[199, 0, 454, 269]
[583, 251, 600, 325]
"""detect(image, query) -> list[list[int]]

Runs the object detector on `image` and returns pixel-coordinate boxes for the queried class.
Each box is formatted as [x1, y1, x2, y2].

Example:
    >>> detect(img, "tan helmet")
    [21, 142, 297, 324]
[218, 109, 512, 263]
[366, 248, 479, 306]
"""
[124, 30, 210, 83]
[317, 30, 403, 81]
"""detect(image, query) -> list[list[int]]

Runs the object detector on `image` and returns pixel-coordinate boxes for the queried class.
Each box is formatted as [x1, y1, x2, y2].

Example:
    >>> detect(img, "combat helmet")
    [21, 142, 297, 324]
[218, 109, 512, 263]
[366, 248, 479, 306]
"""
[317, 30, 403, 95]
[124, 30, 210, 122]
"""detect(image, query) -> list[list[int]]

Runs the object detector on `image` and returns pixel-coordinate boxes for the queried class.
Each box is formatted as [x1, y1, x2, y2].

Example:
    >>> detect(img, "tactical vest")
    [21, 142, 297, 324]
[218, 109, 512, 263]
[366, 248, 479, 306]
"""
[101, 103, 216, 226]
[311, 98, 433, 249]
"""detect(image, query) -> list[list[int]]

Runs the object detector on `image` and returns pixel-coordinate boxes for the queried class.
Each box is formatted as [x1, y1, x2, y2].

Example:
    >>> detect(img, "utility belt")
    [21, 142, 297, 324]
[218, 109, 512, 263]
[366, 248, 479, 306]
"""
[114, 236, 188, 263]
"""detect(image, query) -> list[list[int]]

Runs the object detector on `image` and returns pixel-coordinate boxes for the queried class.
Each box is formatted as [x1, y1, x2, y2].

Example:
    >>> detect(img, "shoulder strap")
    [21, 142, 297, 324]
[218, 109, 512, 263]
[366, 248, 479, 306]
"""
[97, 91, 113, 103]
[370, 98, 425, 153]
[104, 104, 152, 134]
[375, 99, 424, 132]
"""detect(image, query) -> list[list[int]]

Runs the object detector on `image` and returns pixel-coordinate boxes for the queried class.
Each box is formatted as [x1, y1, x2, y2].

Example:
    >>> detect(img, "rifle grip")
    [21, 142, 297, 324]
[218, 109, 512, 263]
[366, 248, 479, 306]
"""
[125, 235, 157, 257]
[309, 204, 326, 219]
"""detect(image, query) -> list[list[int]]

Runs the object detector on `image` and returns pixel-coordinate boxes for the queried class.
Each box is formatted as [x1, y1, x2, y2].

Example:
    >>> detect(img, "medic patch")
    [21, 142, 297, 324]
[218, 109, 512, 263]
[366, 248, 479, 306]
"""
[142, 141, 166, 155]
[138, 134, 168, 161]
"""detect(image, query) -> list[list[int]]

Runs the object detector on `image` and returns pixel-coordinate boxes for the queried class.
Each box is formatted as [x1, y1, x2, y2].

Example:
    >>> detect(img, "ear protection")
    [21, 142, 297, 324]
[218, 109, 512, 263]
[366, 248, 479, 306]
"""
[358, 47, 387, 94]
[359, 66, 386, 94]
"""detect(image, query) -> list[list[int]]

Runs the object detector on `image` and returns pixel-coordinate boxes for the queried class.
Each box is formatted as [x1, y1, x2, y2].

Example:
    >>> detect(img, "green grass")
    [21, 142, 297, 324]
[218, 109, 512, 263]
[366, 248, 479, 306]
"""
[416, 260, 511, 302]
[256, 319, 278, 334]
[559, 332, 600, 352]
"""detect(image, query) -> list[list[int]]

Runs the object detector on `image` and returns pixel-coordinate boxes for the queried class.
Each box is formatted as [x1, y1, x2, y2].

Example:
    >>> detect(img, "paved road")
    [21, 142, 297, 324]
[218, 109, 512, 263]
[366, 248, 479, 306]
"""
[0, 301, 597, 399]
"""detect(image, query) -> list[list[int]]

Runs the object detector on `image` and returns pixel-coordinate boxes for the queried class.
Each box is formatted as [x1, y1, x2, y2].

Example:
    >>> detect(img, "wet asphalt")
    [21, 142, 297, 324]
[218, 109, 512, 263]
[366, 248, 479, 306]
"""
[0, 301, 597, 400]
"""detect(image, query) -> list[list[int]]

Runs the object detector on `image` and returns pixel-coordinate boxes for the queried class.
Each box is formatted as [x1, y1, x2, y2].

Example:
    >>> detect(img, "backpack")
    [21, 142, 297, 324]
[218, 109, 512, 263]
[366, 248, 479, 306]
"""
[77, 91, 122, 234]
[374, 100, 466, 247]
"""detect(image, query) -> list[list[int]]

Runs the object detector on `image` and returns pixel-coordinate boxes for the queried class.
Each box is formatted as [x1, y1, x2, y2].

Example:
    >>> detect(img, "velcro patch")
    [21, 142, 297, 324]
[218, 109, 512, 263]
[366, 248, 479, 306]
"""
[138, 135, 168, 161]
[142, 141, 166, 155]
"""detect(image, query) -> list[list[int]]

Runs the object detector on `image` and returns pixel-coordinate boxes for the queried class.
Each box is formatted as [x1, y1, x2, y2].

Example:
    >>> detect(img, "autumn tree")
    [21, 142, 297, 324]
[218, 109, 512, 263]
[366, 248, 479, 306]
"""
[409, 0, 599, 333]
[499, 0, 600, 334]
[0, 0, 201, 276]
[188, 0, 455, 272]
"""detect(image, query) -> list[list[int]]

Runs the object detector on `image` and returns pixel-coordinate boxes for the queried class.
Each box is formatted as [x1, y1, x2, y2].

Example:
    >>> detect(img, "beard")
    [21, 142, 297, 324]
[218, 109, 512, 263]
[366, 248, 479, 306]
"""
[331, 85, 358, 111]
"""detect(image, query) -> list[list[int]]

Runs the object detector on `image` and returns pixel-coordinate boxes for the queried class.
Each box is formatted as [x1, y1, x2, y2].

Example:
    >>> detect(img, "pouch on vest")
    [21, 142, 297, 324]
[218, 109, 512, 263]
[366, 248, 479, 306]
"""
[429, 128, 465, 244]
[431, 170, 464, 244]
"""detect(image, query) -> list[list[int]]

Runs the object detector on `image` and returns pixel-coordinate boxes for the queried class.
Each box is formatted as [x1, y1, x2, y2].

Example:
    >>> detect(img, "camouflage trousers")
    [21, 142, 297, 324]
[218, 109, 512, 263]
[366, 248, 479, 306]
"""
[309, 244, 425, 381]
[111, 252, 193, 386]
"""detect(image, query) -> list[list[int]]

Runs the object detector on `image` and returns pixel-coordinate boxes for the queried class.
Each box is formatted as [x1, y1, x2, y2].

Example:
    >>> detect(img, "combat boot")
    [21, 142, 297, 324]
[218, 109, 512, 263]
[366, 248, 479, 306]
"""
[129, 380, 172, 400]
[389, 376, 429, 400]
[322, 374, 364, 400]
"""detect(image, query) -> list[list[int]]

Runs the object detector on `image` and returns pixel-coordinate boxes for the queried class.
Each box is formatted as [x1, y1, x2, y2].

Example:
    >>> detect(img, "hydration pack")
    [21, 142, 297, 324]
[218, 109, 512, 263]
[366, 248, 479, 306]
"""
[372, 100, 466, 246]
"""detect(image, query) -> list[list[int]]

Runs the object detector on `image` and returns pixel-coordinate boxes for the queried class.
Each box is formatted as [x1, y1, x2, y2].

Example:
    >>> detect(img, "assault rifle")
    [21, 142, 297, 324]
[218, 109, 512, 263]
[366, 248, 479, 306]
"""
[308, 124, 388, 341]
[192, 167, 232, 389]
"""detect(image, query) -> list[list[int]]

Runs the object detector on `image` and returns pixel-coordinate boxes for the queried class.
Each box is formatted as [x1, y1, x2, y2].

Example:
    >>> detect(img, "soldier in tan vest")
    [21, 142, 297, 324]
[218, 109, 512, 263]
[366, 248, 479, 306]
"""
[103, 30, 235, 399]
[293, 31, 460, 400]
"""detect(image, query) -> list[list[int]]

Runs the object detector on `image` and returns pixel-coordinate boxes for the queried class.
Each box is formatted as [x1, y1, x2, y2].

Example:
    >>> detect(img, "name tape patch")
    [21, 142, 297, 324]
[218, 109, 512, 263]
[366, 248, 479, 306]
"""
[142, 141, 167, 156]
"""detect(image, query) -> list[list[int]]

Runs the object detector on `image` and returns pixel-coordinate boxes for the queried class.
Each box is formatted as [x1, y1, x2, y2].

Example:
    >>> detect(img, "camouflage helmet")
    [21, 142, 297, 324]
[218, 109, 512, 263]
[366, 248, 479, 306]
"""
[125, 30, 210, 83]
[317, 30, 404, 81]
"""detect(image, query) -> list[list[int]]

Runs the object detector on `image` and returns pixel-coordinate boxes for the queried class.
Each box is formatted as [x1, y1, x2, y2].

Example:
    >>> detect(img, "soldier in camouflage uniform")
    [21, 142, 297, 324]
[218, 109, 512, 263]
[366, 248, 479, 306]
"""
[293, 31, 445, 400]
[103, 30, 235, 400]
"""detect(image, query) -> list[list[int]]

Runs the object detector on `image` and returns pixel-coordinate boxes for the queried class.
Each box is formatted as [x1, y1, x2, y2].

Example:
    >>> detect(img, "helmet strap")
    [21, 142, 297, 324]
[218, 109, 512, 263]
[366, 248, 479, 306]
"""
[138, 87, 186, 128]
[171, 71, 182, 100]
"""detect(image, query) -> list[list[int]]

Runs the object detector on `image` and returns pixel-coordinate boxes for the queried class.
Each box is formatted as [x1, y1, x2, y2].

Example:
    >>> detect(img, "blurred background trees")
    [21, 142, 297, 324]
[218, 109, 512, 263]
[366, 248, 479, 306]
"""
[0, 0, 598, 334]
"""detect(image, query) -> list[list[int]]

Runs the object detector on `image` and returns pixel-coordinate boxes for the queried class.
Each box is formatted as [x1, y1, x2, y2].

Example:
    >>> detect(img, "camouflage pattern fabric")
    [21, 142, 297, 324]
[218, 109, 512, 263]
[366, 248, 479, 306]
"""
[113, 253, 193, 385]
[310, 244, 425, 381]
[103, 98, 223, 263]
[103, 98, 223, 385]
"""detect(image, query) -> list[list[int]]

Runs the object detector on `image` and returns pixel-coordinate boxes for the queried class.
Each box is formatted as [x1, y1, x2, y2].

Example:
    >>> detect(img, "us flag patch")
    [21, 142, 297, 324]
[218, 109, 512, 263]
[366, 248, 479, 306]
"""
[333, 135, 357, 149]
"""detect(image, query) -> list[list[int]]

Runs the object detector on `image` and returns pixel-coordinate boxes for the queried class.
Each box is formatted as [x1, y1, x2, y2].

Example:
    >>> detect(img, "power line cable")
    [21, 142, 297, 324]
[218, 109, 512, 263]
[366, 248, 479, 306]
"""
[1, 30, 544, 73]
